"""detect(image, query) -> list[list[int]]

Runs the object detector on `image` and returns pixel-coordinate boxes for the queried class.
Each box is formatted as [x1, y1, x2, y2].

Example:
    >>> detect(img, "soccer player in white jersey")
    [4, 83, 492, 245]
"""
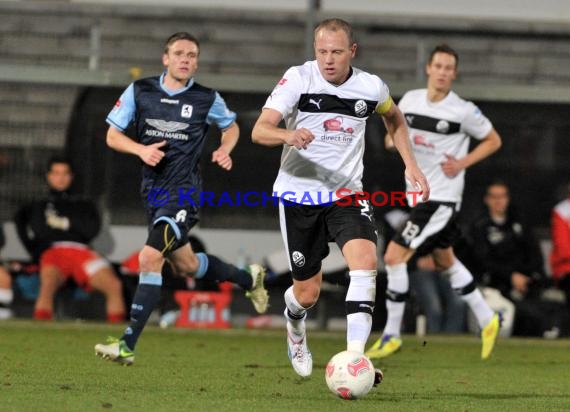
[252, 18, 429, 378]
[366, 44, 503, 360]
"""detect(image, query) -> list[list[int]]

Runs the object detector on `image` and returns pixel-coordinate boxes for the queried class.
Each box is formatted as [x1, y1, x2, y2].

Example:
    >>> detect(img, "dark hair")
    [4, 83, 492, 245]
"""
[428, 43, 459, 68]
[485, 179, 509, 195]
[47, 154, 73, 173]
[314, 18, 355, 45]
[164, 32, 200, 54]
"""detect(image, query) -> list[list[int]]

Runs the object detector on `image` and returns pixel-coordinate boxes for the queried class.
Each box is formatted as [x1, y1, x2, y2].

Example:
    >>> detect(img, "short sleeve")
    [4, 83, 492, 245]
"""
[374, 81, 393, 115]
[207, 91, 237, 130]
[263, 66, 303, 119]
[106, 83, 136, 131]
[462, 102, 493, 140]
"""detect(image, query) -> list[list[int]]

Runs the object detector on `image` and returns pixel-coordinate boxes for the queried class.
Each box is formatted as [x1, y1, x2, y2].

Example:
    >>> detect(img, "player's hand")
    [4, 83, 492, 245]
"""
[440, 153, 463, 178]
[140, 140, 167, 166]
[285, 128, 314, 150]
[405, 165, 430, 202]
[212, 148, 233, 171]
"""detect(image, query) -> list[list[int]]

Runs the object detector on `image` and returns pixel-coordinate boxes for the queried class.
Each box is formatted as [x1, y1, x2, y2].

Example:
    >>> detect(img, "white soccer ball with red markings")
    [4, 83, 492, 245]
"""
[325, 350, 376, 400]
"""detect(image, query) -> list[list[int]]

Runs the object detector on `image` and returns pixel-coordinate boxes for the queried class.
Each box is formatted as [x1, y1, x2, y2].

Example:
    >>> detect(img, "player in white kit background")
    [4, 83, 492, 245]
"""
[366, 44, 503, 360]
[252, 18, 429, 378]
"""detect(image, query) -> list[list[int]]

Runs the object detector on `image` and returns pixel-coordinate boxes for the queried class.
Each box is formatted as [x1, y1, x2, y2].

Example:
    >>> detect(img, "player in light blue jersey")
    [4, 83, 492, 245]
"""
[95, 32, 269, 365]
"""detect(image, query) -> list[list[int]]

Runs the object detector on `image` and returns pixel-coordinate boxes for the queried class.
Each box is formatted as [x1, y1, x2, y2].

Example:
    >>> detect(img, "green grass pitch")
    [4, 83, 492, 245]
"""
[1, 320, 569, 411]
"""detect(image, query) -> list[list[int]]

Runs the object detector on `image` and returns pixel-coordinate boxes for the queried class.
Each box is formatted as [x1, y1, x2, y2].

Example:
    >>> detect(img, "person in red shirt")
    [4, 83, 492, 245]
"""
[550, 184, 570, 308]
[0, 226, 13, 319]
[15, 155, 125, 323]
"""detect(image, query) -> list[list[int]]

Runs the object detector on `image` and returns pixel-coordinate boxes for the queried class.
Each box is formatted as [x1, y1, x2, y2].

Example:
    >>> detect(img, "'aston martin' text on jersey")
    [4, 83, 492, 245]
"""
[399, 89, 493, 206]
[106, 73, 236, 206]
[264, 60, 392, 205]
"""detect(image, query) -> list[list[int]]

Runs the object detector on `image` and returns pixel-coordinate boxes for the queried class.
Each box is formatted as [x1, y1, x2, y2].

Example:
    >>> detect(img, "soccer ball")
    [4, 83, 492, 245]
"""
[325, 350, 376, 400]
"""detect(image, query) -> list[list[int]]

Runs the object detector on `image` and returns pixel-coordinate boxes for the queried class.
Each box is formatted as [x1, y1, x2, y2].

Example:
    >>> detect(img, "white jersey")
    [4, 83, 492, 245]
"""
[264, 60, 392, 205]
[399, 88, 493, 205]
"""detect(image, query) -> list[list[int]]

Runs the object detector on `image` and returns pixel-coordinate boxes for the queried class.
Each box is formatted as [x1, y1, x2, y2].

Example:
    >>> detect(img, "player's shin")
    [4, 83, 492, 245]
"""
[121, 272, 162, 350]
[446, 259, 493, 328]
[346, 270, 376, 353]
[384, 263, 409, 337]
[195, 253, 253, 290]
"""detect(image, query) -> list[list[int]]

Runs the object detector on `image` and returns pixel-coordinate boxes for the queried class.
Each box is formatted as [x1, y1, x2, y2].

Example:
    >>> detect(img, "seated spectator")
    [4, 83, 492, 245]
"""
[550, 183, 570, 308]
[14, 155, 125, 323]
[469, 180, 553, 336]
[0, 225, 13, 319]
[409, 254, 467, 334]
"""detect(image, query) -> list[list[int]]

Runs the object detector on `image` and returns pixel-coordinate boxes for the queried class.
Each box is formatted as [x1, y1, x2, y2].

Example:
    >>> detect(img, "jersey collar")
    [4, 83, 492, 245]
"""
[159, 72, 195, 96]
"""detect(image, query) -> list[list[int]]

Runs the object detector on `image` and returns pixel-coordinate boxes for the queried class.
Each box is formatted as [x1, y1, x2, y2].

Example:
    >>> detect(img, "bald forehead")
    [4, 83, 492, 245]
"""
[314, 28, 352, 47]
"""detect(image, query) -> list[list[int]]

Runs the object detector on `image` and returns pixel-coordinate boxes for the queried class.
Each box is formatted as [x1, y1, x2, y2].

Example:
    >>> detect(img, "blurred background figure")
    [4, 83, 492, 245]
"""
[468, 180, 555, 336]
[550, 183, 570, 310]
[14, 155, 125, 323]
[409, 254, 467, 334]
[0, 225, 14, 319]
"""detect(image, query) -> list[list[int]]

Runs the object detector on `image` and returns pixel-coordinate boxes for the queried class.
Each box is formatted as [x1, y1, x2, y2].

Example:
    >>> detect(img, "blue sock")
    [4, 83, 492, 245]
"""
[121, 272, 162, 350]
[195, 253, 253, 290]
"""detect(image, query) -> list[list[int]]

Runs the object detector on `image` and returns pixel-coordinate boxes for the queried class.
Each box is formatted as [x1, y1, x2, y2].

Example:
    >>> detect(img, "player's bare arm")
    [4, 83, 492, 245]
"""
[106, 126, 166, 167]
[384, 133, 397, 152]
[381, 103, 430, 201]
[212, 122, 239, 171]
[440, 128, 502, 178]
[252, 108, 314, 150]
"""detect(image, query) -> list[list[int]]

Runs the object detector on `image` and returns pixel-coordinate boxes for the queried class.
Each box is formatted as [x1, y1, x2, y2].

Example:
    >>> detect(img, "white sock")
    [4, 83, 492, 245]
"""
[384, 263, 408, 337]
[0, 288, 13, 305]
[284, 286, 307, 338]
[446, 260, 493, 328]
[346, 270, 376, 354]
[0, 288, 13, 320]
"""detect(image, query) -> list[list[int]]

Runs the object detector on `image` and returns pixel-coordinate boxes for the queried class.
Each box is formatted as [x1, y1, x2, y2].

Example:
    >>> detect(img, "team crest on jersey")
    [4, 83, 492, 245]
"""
[354, 100, 367, 117]
[181, 104, 193, 118]
[292, 251, 305, 267]
[436, 120, 450, 133]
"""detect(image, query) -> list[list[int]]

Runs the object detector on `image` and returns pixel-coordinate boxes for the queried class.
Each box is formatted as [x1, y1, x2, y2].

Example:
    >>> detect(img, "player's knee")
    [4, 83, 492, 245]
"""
[383, 253, 402, 267]
[170, 254, 199, 275]
[296, 286, 320, 308]
[353, 253, 377, 271]
[138, 248, 164, 272]
[433, 257, 454, 272]
[383, 242, 412, 267]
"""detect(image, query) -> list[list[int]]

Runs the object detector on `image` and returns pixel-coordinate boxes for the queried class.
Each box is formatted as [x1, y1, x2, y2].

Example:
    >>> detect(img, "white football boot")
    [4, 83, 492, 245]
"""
[286, 319, 312, 377]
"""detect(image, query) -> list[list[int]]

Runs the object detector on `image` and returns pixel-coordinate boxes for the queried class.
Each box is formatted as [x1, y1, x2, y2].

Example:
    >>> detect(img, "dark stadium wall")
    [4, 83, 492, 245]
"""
[64, 88, 570, 233]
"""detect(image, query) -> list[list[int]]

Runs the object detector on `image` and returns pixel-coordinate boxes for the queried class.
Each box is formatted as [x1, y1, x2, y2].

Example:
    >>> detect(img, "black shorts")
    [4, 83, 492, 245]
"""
[392, 201, 460, 254]
[279, 196, 378, 281]
[146, 205, 199, 252]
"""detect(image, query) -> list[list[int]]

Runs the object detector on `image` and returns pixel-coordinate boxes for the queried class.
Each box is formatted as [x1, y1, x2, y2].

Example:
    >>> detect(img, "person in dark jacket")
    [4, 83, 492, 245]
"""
[15, 155, 125, 322]
[469, 180, 550, 336]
